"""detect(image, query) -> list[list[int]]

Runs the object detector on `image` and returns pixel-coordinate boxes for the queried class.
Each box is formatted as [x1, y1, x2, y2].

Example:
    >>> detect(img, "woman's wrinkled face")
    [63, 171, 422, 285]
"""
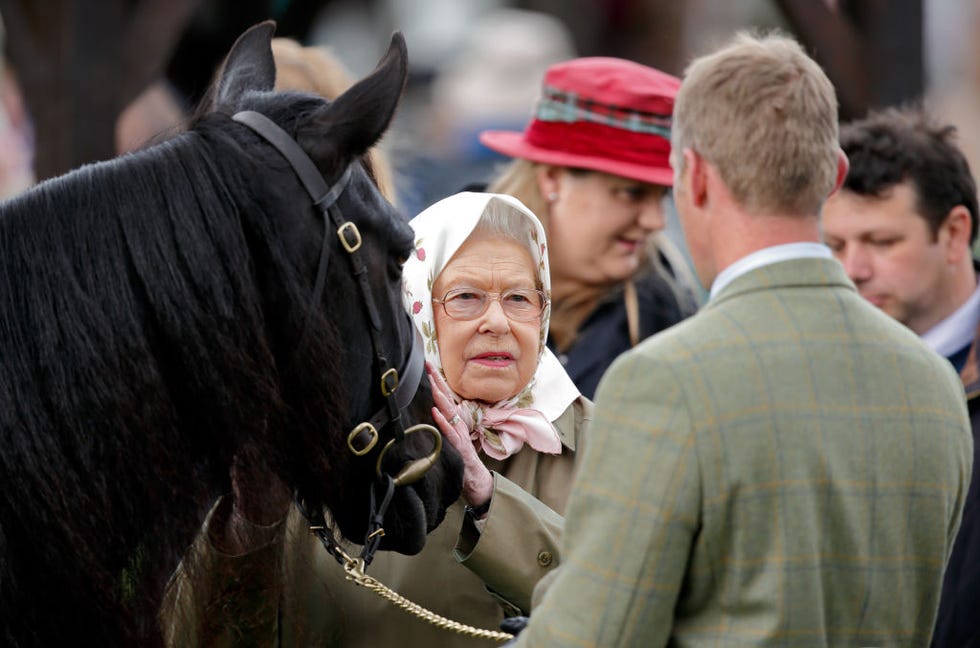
[538, 167, 668, 297]
[433, 231, 541, 403]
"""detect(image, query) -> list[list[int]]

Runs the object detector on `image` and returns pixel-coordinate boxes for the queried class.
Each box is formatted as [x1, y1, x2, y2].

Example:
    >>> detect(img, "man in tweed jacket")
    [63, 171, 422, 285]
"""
[511, 32, 973, 647]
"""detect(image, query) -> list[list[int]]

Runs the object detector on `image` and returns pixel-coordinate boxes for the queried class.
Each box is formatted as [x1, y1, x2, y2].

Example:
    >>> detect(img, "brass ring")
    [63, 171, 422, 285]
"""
[375, 424, 443, 486]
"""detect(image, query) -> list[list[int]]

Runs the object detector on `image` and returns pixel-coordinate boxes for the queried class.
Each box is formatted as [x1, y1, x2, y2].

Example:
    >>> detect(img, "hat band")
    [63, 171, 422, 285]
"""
[524, 118, 672, 171]
[536, 87, 672, 139]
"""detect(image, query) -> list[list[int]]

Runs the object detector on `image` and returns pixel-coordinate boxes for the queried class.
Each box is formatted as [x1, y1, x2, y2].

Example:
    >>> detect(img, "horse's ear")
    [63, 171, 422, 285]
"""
[304, 32, 408, 159]
[211, 21, 278, 110]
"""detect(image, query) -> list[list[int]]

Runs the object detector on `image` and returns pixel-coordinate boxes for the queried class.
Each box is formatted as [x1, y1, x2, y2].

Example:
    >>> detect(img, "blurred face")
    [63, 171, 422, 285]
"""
[538, 167, 668, 298]
[433, 232, 541, 403]
[822, 182, 947, 334]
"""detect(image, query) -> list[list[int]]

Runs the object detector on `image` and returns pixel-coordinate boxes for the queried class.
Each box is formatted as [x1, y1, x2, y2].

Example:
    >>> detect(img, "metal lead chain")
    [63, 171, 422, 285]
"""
[341, 557, 515, 642]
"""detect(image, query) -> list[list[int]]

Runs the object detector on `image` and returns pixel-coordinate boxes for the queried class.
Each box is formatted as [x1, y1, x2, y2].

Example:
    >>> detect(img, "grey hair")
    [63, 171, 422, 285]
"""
[473, 196, 535, 247]
[472, 196, 543, 289]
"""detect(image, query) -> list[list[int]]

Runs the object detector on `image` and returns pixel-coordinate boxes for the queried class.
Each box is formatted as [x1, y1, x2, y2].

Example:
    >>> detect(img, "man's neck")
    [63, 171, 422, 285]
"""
[710, 210, 822, 283]
[948, 259, 979, 315]
[913, 260, 979, 336]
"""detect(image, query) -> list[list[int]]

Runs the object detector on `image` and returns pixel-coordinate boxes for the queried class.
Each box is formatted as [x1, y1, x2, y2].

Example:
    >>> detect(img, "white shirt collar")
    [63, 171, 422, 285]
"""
[921, 279, 980, 359]
[709, 242, 832, 300]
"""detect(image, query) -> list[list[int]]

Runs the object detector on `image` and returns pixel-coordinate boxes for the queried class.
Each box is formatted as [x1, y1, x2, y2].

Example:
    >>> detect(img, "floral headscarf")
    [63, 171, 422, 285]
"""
[402, 192, 580, 459]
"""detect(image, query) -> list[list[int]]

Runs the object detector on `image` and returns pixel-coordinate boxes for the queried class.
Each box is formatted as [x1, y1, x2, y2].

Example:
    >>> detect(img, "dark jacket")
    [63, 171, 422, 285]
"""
[548, 253, 697, 399]
[933, 324, 980, 648]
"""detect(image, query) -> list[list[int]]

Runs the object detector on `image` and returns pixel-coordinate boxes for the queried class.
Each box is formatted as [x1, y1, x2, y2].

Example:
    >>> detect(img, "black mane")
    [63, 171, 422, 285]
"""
[0, 114, 349, 644]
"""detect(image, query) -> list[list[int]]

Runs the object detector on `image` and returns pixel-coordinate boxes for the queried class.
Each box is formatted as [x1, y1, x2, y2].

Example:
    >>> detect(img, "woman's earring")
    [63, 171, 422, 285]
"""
[546, 192, 558, 202]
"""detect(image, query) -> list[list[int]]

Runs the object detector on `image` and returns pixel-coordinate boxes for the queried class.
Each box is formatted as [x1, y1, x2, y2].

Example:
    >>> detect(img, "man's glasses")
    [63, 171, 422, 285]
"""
[433, 287, 549, 322]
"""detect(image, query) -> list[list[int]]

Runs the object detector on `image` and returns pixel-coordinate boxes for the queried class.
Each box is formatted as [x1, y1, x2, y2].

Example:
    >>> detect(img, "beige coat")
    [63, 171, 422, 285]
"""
[162, 396, 592, 647]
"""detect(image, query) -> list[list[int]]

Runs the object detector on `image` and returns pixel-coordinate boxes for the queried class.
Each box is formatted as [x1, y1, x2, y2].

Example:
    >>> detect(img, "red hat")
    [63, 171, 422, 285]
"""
[479, 57, 680, 186]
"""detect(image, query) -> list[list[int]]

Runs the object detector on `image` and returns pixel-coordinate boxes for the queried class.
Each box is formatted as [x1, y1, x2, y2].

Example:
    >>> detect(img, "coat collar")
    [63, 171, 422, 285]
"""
[956, 260, 980, 400]
[549, 396, 593, 452]
[959, 310, 980, 399]
[551, 398, 578, 451]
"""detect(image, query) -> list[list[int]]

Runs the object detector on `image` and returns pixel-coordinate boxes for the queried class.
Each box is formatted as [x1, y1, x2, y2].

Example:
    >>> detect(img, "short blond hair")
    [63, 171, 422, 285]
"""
[672, 31, 840, 216]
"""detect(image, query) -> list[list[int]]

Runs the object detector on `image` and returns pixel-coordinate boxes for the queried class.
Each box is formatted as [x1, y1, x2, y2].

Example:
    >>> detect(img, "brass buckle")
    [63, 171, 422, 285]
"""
[347, 423, 379, 456]
[375, 424, 443, 486]
[380, 368, 399, 397]
[337, 222, 362, 253]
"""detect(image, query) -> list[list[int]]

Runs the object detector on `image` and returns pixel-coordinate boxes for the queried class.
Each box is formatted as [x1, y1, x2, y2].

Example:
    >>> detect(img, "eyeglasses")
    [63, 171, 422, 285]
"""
[433, 287, 548, 322]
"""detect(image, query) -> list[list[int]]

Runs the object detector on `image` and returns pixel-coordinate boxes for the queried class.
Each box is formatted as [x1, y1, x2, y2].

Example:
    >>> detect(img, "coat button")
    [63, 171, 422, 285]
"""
[537, 551, 553, 567]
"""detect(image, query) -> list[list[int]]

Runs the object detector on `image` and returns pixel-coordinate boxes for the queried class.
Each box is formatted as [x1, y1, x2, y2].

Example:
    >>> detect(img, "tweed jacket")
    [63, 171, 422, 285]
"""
[514, 257, 973, 647]
[161, 396, 592, 647]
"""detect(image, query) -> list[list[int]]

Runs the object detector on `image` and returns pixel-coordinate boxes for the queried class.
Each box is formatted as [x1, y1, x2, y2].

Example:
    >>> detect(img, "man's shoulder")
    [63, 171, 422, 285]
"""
[597, 311, 716, 390]
[622, 274, 954, 379]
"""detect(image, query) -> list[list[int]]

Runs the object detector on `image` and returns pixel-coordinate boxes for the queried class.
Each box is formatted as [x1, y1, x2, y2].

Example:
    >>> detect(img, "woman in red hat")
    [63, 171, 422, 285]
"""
[481, 56, 699, 398]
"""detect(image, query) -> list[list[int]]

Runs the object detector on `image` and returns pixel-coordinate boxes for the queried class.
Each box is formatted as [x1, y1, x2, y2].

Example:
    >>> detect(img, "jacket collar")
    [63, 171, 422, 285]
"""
[706, 257, 855, 310]
[709, 242, 832, 300]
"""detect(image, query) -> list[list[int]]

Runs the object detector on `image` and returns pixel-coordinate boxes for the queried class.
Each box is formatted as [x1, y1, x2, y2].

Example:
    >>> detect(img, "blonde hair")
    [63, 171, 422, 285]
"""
[488, 159, 620, 349]
[672, 31, 840, 216]
[271, 38, 398, 203]
[486, 159, 549, 228]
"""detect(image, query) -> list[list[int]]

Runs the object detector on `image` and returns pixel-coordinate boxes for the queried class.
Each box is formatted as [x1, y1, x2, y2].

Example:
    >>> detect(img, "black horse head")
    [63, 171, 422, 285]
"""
[205, 21, 463, 555]
[0, 21, 461, 647]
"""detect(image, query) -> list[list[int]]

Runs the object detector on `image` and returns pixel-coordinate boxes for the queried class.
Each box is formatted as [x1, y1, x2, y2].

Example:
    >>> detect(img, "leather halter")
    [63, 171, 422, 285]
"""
[232, 110, 440, 566]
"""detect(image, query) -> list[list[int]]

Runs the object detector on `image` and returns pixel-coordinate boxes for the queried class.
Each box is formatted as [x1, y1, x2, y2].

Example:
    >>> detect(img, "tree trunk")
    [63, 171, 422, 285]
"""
[0, 0, 200, 180]
[776, 0, 923, 120]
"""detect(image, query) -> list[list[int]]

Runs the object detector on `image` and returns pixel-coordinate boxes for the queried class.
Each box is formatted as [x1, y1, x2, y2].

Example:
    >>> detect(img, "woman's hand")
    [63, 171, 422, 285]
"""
[426, 362, 494, 509]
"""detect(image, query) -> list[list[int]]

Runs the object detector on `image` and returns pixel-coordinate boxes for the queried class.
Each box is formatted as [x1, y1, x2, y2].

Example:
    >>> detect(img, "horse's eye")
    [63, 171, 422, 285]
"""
[396, 255, 408, 266]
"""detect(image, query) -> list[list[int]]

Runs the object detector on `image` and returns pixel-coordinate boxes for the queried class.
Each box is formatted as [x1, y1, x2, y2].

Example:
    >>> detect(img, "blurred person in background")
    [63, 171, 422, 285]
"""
[0, 20, 34, 199]
[115, 80, 187, 154]
[118, 38, 397, 186]
[396, 7, 577, 216]
[479, 56, 699, 399]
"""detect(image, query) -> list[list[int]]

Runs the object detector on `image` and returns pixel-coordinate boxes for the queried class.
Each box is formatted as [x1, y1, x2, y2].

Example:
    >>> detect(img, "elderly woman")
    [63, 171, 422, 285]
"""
[162, 192, 590, 647]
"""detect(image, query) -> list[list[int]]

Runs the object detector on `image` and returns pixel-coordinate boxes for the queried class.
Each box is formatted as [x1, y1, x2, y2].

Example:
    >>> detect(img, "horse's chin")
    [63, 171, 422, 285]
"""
[378, 484, 439, 555]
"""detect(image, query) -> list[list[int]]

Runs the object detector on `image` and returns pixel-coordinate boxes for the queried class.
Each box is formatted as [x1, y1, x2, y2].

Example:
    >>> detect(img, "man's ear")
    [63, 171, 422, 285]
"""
[830, 149, 850, 196]
[940, 205, 974, 263]
[683, 148, 707, 207]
